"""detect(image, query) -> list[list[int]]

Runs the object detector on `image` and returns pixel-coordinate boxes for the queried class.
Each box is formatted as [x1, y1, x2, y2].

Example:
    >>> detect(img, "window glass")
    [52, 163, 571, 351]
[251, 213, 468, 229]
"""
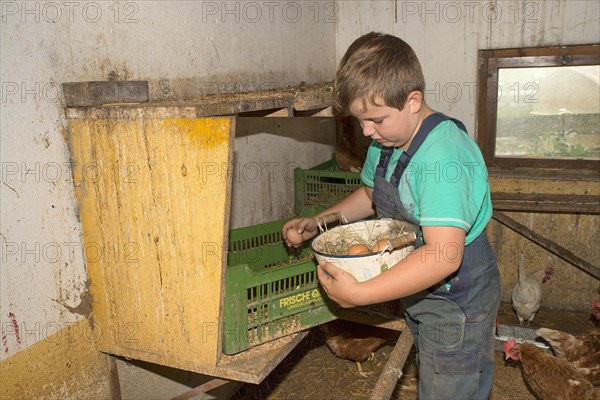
[496, 65, 600, 160]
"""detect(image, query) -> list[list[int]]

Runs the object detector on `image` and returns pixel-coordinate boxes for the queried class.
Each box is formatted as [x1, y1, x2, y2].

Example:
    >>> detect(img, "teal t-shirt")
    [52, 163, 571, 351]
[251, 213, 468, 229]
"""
[360, 120, 492, 245]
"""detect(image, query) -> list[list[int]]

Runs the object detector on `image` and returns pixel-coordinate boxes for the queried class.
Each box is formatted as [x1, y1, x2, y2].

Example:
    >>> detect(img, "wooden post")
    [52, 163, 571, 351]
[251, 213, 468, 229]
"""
[371, 329, 414, 400]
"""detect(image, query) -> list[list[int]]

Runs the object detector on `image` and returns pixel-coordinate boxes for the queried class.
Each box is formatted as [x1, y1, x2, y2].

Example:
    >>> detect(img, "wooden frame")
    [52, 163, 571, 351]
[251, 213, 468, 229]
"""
[476, 44, 600, 170]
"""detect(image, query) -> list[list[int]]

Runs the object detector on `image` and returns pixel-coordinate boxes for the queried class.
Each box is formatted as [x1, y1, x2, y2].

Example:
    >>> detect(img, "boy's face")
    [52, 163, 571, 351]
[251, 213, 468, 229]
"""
[349, 93, 423, 150]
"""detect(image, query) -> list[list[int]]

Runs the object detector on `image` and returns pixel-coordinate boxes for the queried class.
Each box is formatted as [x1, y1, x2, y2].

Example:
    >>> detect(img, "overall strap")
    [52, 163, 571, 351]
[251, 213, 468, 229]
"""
[375, 147, 394, 178]
[390, 113, 467, 187]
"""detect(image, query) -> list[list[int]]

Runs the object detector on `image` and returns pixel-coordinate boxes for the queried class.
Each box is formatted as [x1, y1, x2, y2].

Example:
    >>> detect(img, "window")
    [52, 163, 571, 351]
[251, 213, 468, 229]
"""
[477, 44, 599, 169]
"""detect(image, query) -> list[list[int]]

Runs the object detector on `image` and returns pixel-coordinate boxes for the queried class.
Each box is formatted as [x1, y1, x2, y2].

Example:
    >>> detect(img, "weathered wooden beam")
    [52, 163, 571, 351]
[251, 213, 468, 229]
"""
[64, 82, 336, 119]
[371, 329, 413, 400]
[488, 166, 599, 181]
[492, 192, 600, 214]
[63, 81, 148, 106]
[293, 82, 335, 111]
[492, 210, 600, 279]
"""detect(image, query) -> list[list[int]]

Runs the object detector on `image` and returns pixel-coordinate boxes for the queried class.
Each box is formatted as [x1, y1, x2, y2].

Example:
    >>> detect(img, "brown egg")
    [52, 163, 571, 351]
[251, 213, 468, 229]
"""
[347, 244, 370, 256]
[286, 228, 304, 245]
[371, 239, 390, 253]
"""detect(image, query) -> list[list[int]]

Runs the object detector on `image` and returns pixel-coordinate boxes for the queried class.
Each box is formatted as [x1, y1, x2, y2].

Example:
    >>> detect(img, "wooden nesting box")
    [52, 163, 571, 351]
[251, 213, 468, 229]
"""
[64, 83, 337, 383]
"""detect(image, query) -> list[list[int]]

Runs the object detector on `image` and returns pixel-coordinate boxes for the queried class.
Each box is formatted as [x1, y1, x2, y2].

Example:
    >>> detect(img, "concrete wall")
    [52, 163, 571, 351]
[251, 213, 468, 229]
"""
[231, 117, 336, 229]
[1, 1, 335, 398]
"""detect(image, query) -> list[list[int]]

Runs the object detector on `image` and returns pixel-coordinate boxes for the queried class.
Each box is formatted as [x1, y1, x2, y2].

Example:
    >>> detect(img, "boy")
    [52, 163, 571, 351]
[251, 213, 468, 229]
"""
[283, 32, 500, 399]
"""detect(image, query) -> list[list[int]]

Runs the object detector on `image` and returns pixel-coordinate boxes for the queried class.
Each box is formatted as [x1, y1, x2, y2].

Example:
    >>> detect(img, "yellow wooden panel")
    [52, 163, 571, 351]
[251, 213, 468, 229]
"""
[68, 117, 234, 370]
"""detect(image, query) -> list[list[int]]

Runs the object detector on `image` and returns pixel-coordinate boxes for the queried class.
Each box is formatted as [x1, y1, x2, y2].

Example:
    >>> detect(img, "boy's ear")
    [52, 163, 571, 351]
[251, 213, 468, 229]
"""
[407, 91, 424, 113]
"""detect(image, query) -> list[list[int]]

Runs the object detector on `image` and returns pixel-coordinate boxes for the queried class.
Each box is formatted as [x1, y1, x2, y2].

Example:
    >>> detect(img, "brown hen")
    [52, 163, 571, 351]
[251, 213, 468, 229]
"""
[591, 287, 600, 327]
[504, 339, 600, 400]
[592, 298, 600, 327]
[321, 319, 396, 377]
[537, 327, 600, 385]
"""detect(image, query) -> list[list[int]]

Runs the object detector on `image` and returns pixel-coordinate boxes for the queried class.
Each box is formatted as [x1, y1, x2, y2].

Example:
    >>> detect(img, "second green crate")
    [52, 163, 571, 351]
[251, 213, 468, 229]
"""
[293, 156, 362, 215]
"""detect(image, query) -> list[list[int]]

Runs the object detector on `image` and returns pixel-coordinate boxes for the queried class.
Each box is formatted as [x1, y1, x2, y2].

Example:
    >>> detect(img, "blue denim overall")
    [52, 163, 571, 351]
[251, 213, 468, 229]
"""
[372, 113, 501, 400]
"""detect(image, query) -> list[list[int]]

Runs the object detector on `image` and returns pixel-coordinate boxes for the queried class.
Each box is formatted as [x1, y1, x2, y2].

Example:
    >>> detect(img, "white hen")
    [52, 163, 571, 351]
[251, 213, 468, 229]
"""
[511, 256, 554, 325]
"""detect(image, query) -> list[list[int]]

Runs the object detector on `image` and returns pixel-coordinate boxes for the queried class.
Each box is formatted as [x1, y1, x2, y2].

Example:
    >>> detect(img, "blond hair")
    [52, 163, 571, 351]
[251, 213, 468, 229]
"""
[335, 32, 425, 114]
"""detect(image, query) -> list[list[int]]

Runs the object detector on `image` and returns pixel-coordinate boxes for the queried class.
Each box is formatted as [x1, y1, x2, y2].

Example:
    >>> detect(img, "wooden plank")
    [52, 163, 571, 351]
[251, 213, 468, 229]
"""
[65, 82, 336, 119]
[491, 192, 600, 214]
[371, 330, 413, 400]
[488, 166, 600, 181]
[491, 211, 600, 279]
[63, 81, 148, 106]
[68, 116, 235, 370]
[217, 331, 309, 383]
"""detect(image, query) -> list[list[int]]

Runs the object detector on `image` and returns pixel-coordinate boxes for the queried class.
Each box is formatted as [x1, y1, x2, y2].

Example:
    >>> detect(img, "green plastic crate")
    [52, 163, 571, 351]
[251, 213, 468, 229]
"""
[293, 156, 362, 215]
[222, 207, 337, 355]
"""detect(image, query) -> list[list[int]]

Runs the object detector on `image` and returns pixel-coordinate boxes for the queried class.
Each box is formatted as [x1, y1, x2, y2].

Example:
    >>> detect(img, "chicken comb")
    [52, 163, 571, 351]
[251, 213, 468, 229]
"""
[503, 338, 517, 354]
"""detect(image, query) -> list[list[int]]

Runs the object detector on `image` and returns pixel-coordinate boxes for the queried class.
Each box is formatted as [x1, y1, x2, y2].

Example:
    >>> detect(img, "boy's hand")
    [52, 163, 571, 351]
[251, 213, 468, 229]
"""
[317, 261, 362, 308]
[282, 217, 319, 247]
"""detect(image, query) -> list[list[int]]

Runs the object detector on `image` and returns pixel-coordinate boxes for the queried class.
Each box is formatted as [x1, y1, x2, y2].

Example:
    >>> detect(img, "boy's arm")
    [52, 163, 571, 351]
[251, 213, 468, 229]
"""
[317, 225, 465, 308]
[283, 186, 375, 247]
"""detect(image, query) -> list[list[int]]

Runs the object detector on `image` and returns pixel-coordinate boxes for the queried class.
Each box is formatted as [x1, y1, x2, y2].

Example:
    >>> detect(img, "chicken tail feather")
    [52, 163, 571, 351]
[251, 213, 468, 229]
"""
[536, 327, 572, 358]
